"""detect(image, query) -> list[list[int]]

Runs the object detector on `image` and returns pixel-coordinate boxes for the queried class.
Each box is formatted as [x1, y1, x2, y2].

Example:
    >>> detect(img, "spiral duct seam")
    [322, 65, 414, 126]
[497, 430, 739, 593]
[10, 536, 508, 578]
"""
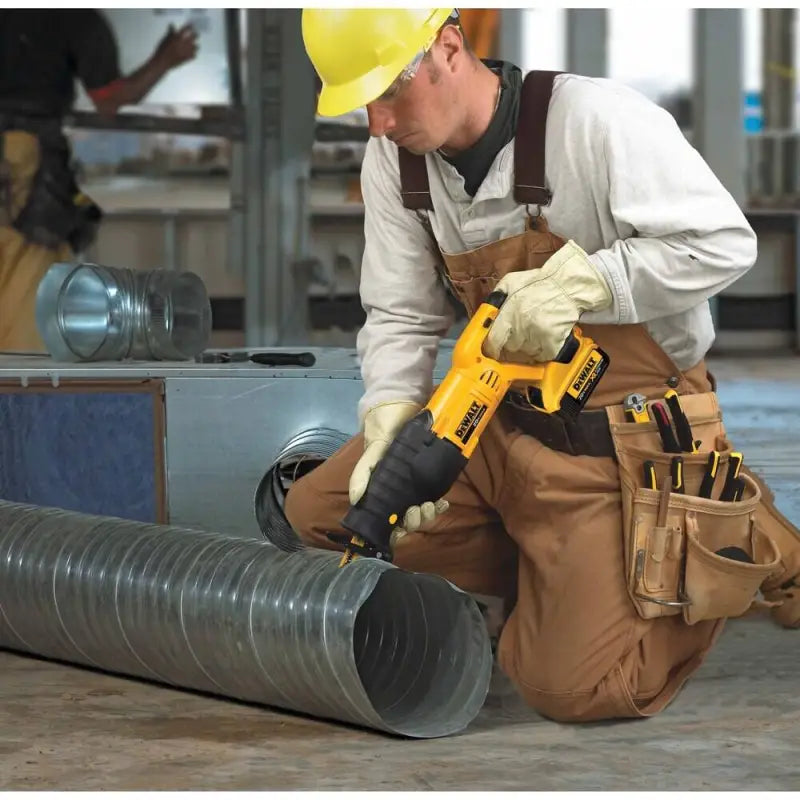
[0, 497, 492, 738]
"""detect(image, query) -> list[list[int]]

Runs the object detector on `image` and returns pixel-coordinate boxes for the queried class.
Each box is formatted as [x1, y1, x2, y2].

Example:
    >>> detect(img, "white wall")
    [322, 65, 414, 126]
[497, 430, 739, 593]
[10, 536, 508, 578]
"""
[74, 9, 231, 109]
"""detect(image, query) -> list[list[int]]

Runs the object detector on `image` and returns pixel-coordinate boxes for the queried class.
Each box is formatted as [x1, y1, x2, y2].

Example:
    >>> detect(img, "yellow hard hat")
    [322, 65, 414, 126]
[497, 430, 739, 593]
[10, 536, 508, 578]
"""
[302, 8, 455, 117]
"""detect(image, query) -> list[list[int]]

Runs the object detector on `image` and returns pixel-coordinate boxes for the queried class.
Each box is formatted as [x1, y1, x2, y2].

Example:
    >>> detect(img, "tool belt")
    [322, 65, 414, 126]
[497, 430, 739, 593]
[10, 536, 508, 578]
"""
[0, 112, 63, 138]
[503, 391, 615, 458]
[607, 391, 781, 624]
[1, 117, 102, 252]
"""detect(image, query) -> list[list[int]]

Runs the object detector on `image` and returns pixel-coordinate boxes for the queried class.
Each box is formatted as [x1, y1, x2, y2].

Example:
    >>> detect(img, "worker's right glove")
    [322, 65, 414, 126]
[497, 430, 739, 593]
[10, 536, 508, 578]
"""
[349, 400, 450, 543]
[484, 240, 613, 363]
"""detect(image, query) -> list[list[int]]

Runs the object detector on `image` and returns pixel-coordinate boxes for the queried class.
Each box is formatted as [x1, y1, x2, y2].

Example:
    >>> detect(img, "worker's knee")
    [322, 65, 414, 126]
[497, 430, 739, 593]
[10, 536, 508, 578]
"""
[499, 650, 605, 721]
[499, 621, 719, 723]
[494, 620, 629, 721]
[508, 667, 635, 723]
[283, 476, 322, 544]
[283, 473, 340, 548]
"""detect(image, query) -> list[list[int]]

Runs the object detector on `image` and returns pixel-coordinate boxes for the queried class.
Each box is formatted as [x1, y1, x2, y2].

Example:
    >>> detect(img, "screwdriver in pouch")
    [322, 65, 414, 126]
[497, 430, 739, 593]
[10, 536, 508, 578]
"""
[698, 451, 720, 499]
[719, 452, 744, 502]
[650, 402, 681, 454]
[643, 460, 658, 490]
[664, 390, 700, 453]
[670, 455, 685, 494]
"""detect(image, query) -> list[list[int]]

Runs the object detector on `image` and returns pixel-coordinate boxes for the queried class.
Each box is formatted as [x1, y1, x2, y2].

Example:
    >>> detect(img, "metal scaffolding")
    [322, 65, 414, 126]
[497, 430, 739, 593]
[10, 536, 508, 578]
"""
[693, 10, 746, 206]
[242, 9, 317, 347]
[566, 10, 608, 78]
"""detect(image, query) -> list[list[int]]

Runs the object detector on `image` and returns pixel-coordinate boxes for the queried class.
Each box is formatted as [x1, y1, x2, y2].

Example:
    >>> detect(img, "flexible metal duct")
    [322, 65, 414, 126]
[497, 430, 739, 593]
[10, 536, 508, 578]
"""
[0, 499, 491, 738]
[255, 427, 350, 551]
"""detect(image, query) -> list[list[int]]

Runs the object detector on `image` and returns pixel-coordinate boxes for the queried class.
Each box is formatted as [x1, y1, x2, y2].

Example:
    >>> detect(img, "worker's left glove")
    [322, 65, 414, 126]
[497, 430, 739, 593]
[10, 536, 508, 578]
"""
[350, 401, 451, 552]
[390, 498, 450, 549]
[484, 240, 613, 363]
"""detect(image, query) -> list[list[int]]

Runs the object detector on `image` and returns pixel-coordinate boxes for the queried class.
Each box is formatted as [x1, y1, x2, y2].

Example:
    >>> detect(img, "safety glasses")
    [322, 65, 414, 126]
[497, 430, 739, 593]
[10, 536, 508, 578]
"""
[374, 9, 461, 104]
[374, 46, 429, 103]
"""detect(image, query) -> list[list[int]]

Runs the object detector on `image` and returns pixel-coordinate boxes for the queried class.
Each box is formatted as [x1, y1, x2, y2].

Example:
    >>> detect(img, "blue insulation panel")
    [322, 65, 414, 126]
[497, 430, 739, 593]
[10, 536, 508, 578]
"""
[0, 390, 161, 523]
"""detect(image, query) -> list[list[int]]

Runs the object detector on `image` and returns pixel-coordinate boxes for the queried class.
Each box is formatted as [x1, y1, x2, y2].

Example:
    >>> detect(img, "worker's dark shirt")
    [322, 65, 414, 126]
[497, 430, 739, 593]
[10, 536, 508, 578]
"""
[0, 10, 122, 119]
[440, 59, 522, 197]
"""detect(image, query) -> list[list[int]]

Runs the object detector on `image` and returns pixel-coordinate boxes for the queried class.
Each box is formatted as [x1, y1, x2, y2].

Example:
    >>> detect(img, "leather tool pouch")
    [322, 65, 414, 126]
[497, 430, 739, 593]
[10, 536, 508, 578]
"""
[12, 132, 102, 252]
[607, 391, 781, 624]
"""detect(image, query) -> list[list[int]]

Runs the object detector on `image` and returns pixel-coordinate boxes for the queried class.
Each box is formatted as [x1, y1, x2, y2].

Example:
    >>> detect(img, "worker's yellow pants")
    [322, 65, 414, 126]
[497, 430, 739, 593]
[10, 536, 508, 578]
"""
[0, 131, 70, 352]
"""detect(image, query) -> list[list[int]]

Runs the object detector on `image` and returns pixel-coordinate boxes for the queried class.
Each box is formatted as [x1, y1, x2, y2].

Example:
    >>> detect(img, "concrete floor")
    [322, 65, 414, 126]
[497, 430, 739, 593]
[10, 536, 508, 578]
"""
[1, 354, 799, 791]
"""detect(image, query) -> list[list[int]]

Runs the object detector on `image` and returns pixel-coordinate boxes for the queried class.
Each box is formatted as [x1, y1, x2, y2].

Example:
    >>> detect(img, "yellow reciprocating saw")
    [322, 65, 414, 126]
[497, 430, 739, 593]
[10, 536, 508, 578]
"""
[337, 289, 610, 565]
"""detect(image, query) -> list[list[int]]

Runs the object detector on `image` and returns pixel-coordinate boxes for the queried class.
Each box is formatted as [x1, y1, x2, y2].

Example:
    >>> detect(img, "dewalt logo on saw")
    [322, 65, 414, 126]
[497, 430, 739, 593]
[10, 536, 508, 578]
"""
[568, 353, 602, 401]
[455, 401, 487, 445]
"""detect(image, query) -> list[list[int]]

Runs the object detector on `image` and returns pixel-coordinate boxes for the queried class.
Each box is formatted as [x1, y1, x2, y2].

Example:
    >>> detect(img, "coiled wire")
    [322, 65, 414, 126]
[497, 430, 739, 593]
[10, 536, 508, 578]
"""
[0, 499, 491, 738]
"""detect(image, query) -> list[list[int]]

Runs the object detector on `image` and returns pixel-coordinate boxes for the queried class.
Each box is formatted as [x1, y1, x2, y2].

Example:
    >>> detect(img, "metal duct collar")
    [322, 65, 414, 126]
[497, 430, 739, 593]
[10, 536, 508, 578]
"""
[0, 500, 491, 738]
[256, 427, 351, 552]
[35, 261, 211, 362]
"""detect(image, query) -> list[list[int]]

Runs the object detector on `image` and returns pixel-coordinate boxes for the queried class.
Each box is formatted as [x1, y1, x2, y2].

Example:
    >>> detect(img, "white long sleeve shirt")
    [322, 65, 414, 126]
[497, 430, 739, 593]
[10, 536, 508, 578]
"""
[356, 73, 758, 421]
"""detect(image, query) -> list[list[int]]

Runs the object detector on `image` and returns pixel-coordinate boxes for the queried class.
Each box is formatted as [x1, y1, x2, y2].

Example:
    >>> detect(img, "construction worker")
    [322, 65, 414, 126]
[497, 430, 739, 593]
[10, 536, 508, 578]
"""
[0, 10, 198, 351]
[286, 9, 800, 722]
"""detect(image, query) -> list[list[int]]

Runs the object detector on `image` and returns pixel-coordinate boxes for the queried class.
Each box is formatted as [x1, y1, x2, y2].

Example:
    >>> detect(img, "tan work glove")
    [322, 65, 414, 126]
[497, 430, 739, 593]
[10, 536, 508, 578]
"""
[484, 240, 613, 363]
[350, 400, 450, 543]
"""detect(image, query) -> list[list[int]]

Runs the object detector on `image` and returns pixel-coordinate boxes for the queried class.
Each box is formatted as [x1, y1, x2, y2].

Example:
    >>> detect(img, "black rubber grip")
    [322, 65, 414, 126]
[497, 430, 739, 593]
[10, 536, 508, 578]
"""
[554, 331, 579, 364]
[249, 351, 316, 367]
[485, 290, 507, 309]
[341, 411, 467, 558]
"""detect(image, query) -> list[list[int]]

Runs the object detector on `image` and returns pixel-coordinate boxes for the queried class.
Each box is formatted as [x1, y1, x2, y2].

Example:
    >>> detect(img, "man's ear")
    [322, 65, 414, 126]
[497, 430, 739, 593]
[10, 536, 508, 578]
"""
[437, 24, 465, 73]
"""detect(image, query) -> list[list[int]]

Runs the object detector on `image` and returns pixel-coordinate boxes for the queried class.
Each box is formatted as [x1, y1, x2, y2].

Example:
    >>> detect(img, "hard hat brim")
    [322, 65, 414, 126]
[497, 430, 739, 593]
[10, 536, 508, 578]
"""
[316, 59, 415, 117]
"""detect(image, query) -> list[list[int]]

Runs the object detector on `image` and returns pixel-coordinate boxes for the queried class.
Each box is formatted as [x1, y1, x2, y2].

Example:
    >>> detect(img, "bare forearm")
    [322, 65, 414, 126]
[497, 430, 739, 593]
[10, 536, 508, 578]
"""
[115, 55, 172, 106]
[90, 24, 198, 116]
[90, 55, 171, 115]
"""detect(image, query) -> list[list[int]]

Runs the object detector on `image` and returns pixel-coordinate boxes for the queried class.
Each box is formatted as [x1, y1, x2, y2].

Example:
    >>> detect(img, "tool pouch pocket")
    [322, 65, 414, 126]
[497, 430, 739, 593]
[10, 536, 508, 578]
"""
[608, 392, 781, 623]
[682, 501, 779, 624]
[12, 133, 102, 252]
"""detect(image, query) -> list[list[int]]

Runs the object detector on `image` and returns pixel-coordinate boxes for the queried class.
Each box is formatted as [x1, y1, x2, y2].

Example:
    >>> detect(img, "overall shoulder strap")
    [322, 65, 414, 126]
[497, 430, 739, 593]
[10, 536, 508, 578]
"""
[398, 69, 563, 211]
[514, 70, 563, 206]
[398, 146, 433, 211]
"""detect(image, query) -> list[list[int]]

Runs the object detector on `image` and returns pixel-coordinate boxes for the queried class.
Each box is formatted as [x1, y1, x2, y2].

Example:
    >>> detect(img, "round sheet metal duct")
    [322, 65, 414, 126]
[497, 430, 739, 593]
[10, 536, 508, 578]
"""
[36, 261, 211, 362]
[0, 499, 491, 738]
[255, 427, 350, 551]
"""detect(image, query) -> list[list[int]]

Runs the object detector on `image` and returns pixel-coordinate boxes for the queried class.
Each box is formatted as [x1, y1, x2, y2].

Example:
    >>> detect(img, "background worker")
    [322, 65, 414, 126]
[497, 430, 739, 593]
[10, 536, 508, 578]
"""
[286, 8, 800, 722]
[0, 9, 198, 351]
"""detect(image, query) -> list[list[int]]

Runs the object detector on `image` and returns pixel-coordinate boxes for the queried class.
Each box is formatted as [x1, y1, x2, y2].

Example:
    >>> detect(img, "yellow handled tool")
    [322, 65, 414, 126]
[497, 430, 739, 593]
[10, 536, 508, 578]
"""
[623, 393, 650, 424]
[664, 389, 700, 453]
[336, 289, 610, 564]
[719, 452, 744, 502]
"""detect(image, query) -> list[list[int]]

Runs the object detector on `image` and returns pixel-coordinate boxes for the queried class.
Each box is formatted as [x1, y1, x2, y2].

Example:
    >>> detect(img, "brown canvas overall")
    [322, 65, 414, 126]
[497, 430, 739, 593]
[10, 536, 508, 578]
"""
[285, 72, 800, 721]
